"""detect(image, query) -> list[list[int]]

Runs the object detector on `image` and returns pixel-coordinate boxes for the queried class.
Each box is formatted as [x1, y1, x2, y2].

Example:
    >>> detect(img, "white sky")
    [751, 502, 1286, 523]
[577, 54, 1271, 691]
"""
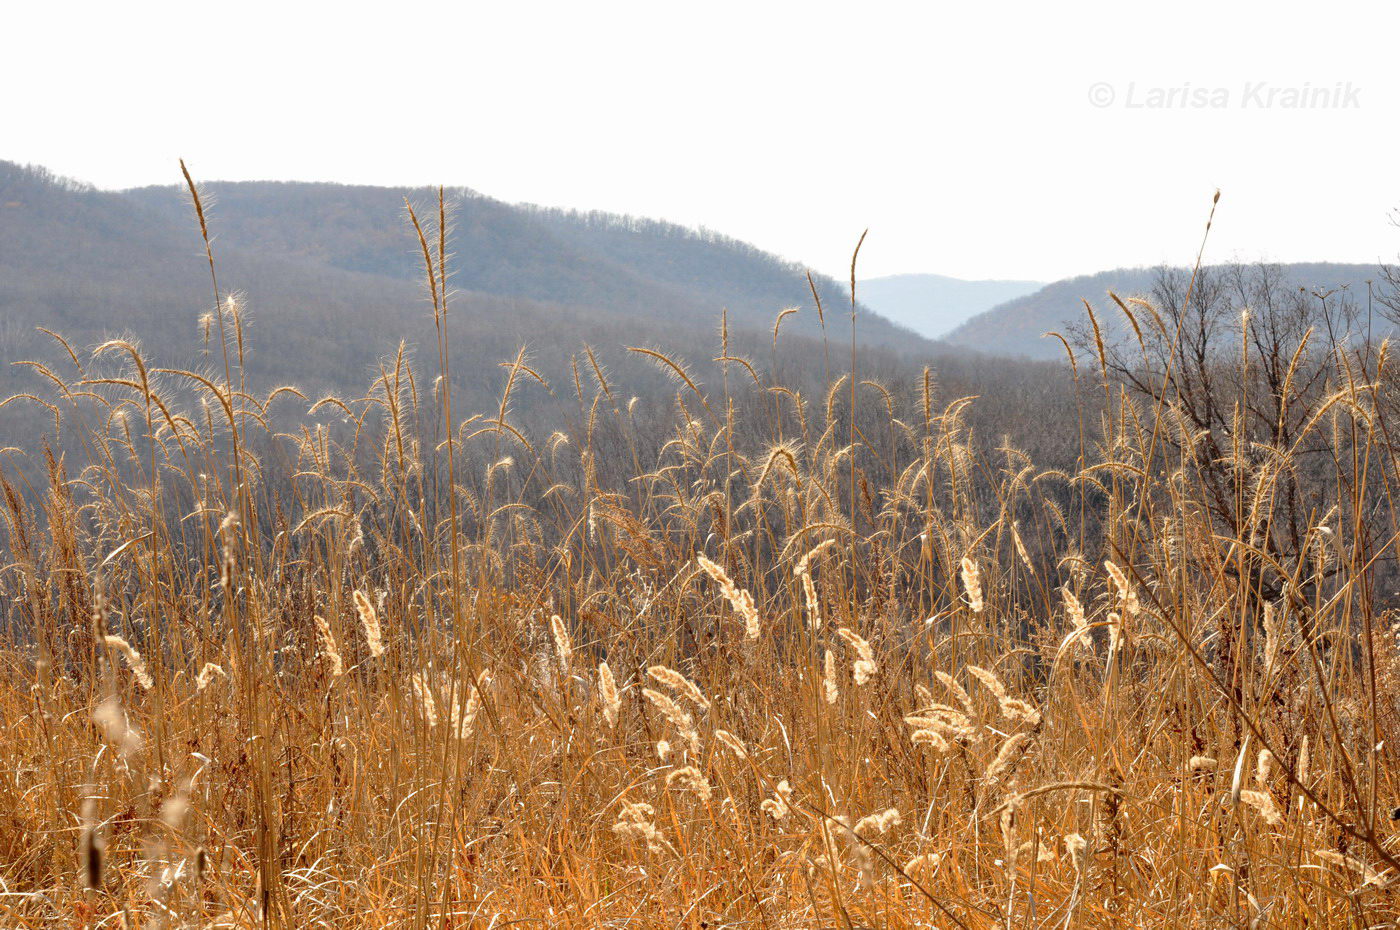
[4, 1, 1398, 281]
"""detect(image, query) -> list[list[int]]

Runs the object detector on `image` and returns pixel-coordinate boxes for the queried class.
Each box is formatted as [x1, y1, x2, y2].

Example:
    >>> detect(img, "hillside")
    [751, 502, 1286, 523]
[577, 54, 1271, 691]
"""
[0, 161, 941, 442]
[122, 178, 919, 350]
[944, 263, 1387, 358]
[856, 273, 1043, 338]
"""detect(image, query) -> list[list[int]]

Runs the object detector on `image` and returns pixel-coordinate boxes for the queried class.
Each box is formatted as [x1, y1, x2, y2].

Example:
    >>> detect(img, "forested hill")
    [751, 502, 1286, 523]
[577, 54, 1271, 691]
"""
[0, 160, 944, 441]
[942, 263, 1389, 359]
[121, 177, 914, 348]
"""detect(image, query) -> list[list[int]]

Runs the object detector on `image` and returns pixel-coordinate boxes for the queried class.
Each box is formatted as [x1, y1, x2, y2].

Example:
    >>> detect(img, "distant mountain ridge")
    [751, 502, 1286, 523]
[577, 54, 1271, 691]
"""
[943, 263, 1389, 358]
[856, 273, 1044, 338]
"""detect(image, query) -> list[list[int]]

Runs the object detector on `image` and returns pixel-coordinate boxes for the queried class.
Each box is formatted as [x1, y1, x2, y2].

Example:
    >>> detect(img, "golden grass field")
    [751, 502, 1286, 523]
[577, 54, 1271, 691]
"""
[0, 184, 1397, 928]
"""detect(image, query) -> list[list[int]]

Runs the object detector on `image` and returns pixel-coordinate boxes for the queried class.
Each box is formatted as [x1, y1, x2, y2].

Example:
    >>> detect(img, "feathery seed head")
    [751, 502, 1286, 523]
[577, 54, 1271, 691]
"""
[961, 557, 984, 613]
[647, 665, 710, 711]
[353, 590, 384, 658]
[836, 627, 877, 685]
[598, 661, 621, 727]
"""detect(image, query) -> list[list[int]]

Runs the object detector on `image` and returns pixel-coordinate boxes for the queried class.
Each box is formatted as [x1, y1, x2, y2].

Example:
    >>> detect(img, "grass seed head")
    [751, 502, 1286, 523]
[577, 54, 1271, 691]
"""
[836, 627, 877, 685]
[104, 635, 154, 690]
[647, 665, 710, 711]
[961, 557, 984, 613]
[598, 661, 621, 727]
[353, 590, 384, 658]
[314, 614, 344, 677]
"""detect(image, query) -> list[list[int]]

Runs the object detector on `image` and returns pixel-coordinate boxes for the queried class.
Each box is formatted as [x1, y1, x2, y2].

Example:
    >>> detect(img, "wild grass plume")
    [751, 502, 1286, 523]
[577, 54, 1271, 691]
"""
[0, 187, 1396, 929]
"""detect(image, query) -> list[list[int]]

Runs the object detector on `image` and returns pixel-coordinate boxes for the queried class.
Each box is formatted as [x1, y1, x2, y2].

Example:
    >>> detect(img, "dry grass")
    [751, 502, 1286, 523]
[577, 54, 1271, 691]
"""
[0, 188, 1397, 928]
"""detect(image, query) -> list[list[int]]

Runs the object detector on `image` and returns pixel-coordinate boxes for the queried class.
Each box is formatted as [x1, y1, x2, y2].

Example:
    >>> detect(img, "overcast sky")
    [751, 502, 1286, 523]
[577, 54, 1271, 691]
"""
[4, 1, 1397, 281]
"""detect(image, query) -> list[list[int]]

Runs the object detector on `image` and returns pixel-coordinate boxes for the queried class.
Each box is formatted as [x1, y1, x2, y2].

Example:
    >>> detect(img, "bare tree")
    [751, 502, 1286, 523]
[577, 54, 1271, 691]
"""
[1080, 263, 1370, 611]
